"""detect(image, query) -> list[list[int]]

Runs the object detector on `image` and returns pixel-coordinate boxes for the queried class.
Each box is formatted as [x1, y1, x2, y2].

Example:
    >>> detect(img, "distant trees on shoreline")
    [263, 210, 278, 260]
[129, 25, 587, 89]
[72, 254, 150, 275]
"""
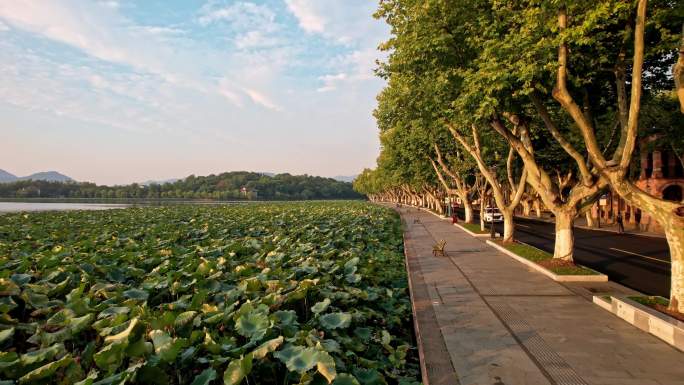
[0, 171, 362, 201]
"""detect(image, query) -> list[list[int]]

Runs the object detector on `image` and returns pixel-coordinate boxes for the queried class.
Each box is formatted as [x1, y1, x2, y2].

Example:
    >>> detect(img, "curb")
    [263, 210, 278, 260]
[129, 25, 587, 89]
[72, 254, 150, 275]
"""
[485, 240, 608, 282]
[401, 233, 430, 385]
[592, 295, 684, 352]
[453, 223, 490, 238]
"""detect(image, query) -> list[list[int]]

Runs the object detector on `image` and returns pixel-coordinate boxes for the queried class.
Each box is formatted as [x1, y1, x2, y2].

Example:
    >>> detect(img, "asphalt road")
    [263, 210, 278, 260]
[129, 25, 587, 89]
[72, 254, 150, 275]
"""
[456, 209, 671, 297]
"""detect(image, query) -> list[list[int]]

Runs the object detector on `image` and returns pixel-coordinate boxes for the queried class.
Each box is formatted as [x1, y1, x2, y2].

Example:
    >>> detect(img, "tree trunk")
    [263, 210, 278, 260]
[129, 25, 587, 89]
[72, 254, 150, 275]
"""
[522, 200, 531, 216]
[502, 210, 514, 243]
[585, 210, 596, 228]
[664, 222, 684, 312]
[554, 210, 575, 261]
[480, 199, 486, 232]
[463, 200, 474, 223]
[533, 199, 542, 217]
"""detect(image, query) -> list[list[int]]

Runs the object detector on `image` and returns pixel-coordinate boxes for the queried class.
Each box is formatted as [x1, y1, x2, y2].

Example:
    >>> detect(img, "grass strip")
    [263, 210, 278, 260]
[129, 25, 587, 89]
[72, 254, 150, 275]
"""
[499, 241, 599, 275]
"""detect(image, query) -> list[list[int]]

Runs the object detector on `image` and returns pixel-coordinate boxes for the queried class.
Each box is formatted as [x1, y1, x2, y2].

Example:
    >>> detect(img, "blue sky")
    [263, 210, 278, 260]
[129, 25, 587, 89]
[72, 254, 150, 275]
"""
[0, 0, 388, 185]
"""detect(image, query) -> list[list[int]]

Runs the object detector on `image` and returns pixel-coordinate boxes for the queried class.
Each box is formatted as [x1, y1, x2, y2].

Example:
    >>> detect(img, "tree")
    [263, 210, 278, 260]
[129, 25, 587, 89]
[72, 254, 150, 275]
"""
[548, 0, 684, 311]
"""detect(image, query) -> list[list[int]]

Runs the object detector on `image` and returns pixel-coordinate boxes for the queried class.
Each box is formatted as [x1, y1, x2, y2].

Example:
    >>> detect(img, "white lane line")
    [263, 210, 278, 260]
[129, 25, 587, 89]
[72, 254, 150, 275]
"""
[609, 247, 670, 264]
[517, 224, 531, 228]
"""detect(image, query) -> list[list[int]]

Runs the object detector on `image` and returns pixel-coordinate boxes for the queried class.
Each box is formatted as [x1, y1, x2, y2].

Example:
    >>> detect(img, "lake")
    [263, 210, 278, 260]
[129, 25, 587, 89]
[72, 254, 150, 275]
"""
[0, 202, 129, 213]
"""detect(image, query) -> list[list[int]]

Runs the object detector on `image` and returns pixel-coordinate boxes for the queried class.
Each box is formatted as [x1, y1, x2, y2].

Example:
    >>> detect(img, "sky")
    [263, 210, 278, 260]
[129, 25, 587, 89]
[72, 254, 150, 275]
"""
[0, 0, 389, 185]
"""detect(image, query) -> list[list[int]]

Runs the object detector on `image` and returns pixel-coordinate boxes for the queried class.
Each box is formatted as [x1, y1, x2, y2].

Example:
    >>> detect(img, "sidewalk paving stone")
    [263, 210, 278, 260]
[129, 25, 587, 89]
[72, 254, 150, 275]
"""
[394, 205, 684, 385]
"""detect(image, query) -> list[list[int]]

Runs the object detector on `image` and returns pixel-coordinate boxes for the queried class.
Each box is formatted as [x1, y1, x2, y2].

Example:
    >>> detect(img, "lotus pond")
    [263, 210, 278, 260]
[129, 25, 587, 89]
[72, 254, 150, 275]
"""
[0, 202, 419, 385]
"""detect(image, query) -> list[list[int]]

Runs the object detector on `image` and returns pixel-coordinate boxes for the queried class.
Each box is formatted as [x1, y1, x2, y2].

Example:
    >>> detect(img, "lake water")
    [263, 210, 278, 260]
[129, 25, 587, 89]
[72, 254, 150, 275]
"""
[0, 202, 129, 213]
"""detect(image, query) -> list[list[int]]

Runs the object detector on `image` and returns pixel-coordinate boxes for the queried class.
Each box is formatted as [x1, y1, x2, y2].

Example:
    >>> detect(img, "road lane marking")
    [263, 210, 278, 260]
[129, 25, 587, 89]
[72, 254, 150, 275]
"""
[518, 224, 531, 228]
[609, 247, 670, 264]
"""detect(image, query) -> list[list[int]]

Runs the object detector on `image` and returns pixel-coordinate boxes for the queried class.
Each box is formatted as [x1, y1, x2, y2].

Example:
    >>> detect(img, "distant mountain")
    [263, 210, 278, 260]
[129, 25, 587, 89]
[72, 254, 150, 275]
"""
[0, 170, 73, 183]
[19, 171, 73, 182]
[0, 169, 17, 183]
[333, 175, 357, 183]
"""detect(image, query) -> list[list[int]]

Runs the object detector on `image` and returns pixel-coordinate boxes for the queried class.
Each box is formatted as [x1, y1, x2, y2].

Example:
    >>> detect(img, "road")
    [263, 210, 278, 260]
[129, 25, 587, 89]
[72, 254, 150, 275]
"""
[457, 209, 671, 297]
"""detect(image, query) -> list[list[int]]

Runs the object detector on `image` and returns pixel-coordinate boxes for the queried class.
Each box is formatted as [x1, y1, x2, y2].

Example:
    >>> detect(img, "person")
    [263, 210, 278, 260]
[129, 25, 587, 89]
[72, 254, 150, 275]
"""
[616, 212, 624, 234]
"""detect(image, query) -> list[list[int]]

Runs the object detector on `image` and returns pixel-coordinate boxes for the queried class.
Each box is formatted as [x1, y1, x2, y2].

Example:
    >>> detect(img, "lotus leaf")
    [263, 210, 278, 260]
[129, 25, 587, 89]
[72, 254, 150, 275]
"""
[18, 354, 73, 384]
[251, 336, 284, 359]
[235, 311, 270, 341]
[223, 354, 253, 385]
[123, 288, 149, 301]
[332, 374, 360, 385]
[150, 330, 186, 362]
[319, 313, 351, 330]
[0, 202, 419, 384]
[0, 327, 14, 345]
[190, 368, 217, 385]
[311, 298, 331, 314]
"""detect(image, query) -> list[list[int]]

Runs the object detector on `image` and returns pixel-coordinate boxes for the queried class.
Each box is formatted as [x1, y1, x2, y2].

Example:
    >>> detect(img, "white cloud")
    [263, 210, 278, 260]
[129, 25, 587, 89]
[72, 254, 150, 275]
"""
[198, 1, 275, 28]
[244, 88, 282, 111]
[317, 73, 346, 92]
[0, 20, 9, 32]
[284, 0, 325, 33]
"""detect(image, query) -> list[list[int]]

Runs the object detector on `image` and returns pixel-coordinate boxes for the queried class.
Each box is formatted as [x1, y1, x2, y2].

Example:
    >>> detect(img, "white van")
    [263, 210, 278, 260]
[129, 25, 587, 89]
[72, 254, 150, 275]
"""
[483, 207, 503, 222]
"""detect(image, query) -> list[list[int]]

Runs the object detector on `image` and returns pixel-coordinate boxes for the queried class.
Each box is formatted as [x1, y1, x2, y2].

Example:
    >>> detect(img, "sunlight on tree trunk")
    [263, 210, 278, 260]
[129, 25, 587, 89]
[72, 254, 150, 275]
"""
[554, 210, 575, 260]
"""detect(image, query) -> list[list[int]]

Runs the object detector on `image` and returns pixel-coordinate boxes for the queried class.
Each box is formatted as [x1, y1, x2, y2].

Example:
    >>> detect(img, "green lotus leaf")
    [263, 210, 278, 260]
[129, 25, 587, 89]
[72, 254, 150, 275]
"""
[125, 338, 152, 357]
[274, 346, 318, 374]
[105, 317, 143, 344]
[18, 354, 73, 384]
[10, 274, 32, 286]
[0, 297, 18, 313]
[223, 354, 253, 385]
[20, 343, 66, 366]
[251, 336, 284, 359]
[320, 339, 341, 354]
[272, 310, 298, 326]
[149, 330, 186, 362]
[48, 276, 71, 297]
[21, 290, 49, 309]
[174, 311, 197, 328]
[73, 370, 98, 385]
[380, 330, 391, 347]
[70, 313, 95, 335]
[345, 274, 361, 284]
[353, 369, 387, 385]
[354, 328, 372, 342]
[203, 331, 221, 355]
[0, 279, 20, 296]
[46, 308, 74, 328]
[93, 341, 127, 372]
[311, 298, 331, 314]
[136, 365, 169, 385]
[0, 328, 14, 345]
[332, 374, 360, 385]
[343, 258, 359, 275]
[235, 311, 270, 341]
[97, 307, 130, 320]
[41, 326, 73, 346]
[191, 368, 217, 385]
[316, 350, 337, 384]
[319, 313, 351, 330]
[123, 288, 149, 301]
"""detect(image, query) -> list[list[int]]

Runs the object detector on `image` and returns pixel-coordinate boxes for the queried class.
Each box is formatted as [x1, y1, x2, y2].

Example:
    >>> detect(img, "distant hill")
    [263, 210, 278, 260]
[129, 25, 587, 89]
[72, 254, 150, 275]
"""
[333, 175, 357, 183]
[0, 169, 17, 183]
[0, 169, 73, 183]
[0, 171, 362, 200]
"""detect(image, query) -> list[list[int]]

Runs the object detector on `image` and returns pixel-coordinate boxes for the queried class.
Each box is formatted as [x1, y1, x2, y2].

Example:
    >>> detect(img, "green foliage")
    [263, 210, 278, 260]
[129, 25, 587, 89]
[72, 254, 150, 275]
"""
[0, 202, 419, 384]
[0, 172, 362, 201]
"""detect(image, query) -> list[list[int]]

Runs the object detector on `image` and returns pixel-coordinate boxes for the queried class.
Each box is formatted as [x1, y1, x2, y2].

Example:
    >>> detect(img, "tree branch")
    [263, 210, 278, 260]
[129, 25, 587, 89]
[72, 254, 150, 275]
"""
[552, 7, 606, 169]
[530, 93, 593, 185]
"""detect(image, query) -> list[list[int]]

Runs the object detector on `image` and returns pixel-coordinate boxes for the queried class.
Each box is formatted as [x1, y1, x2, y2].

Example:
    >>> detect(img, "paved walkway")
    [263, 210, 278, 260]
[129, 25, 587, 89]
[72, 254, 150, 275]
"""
[396, 206, 684, 385]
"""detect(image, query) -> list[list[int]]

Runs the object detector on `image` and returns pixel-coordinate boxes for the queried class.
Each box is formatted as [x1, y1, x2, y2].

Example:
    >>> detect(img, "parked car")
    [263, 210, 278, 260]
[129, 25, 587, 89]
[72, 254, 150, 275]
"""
[483, 207, 503, 222]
